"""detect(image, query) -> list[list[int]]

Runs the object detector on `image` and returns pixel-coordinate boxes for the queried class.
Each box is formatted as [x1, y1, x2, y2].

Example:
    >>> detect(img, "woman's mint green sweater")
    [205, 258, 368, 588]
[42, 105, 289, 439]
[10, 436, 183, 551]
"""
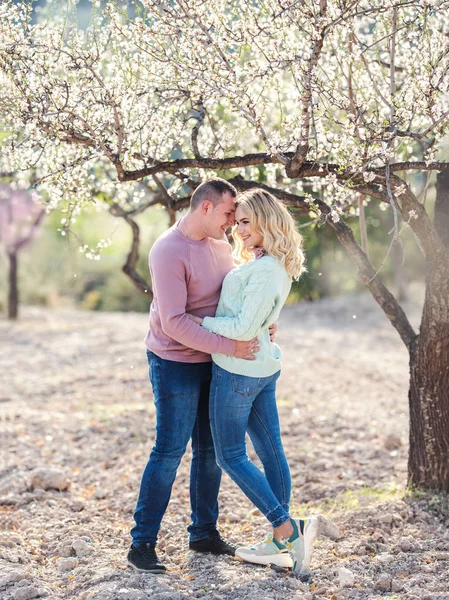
[202, 255, 291, 377]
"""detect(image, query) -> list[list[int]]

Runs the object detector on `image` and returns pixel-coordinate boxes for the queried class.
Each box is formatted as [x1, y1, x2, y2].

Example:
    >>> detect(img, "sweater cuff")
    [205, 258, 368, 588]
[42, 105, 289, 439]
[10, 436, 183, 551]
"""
[202, 316, 215, 332]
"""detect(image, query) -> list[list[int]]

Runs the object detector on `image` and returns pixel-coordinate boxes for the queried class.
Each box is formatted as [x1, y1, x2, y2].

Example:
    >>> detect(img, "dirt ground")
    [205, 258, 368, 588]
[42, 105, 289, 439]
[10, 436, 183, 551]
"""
[1, 288, 449, 600]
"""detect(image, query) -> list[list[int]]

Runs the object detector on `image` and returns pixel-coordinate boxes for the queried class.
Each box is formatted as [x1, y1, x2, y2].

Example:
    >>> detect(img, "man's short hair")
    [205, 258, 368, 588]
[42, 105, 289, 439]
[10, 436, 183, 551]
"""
[190, 178, 237, 210]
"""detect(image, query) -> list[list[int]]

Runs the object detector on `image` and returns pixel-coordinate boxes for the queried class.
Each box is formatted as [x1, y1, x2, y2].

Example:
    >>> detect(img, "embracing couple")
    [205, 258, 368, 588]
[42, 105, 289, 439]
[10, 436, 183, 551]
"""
[127, 178, 339, 575]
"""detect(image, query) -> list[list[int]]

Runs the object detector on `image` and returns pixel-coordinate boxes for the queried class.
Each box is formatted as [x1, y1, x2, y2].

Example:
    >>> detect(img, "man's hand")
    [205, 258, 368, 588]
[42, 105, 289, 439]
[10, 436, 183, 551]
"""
[233, 337, 260, 361]
[269, 322, 277, 342]
[186, 313, 203, 325]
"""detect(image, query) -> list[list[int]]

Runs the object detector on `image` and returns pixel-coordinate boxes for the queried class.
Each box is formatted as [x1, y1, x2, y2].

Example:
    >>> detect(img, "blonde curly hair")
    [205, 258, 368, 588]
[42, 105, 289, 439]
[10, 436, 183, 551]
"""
[232, 188, 306, 280]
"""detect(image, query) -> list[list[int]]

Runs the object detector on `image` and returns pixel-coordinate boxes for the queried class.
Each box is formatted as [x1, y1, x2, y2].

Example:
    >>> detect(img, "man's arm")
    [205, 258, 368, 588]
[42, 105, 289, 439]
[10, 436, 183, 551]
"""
[150, 244, 258, 359]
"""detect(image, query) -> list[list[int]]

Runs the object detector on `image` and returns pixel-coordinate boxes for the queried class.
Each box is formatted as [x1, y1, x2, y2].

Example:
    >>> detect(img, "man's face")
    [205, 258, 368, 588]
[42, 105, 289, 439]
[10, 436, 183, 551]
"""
[204, 192, 236, 240]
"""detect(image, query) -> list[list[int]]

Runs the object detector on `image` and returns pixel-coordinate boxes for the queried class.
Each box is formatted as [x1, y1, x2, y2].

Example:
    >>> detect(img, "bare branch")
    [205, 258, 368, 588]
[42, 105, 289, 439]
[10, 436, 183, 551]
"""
[109, 203, 152, 298]
[151, 175, 175, 209]
[230, 176, 416, 348]
[289, 28, 326, 172]
[126, 196, 161, 217]
[384, 161, 449, 172]
[120, 153, 279, 181]
[358, 194, 369, 257]
[393, 109, 449, 140]
[389, 175, 445, 258]
[191, 101, 205, 160]
[13, 208, 46, 253]
[289, 162, 445, 259]
[228, 176, 309, 214]
[387, 2, 400, 243]
[317, 201, 416, 349]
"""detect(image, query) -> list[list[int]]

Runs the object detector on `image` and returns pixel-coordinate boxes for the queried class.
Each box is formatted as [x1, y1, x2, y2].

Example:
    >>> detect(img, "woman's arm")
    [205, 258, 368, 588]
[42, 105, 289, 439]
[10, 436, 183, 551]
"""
[200, 262, 285, 341]
[185, 313, 277, 341]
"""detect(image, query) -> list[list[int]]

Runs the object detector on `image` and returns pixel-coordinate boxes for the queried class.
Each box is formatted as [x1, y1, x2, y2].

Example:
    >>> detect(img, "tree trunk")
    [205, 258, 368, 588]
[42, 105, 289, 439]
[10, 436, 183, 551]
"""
[407, 170, 449, 490]
[408, 260, 449, 490]
[8, 251, 18, 320]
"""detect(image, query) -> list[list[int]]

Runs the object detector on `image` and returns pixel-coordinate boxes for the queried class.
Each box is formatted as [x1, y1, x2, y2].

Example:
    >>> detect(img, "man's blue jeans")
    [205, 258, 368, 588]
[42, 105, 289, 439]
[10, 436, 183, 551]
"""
[131, 351, 222, 546]
[209, 364, 292, 529]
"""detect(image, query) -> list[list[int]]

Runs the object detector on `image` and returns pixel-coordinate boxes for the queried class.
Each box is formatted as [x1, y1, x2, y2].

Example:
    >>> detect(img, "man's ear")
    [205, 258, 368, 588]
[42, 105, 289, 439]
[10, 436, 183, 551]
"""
[201, 200, 212, 215]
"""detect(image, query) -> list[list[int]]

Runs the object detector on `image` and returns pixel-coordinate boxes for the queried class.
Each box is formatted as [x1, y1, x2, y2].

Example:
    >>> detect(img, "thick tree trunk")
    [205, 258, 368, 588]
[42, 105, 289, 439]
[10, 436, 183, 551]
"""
[408, 171, 449, 490]
[408, 259, 449, 490]
[8, 251, 18, 320]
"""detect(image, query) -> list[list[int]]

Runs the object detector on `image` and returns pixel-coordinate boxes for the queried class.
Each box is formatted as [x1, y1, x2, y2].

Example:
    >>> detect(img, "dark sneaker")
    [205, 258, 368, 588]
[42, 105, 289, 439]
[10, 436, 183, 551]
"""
[127, 543, 167, 573]
[189, 530, 236, 556]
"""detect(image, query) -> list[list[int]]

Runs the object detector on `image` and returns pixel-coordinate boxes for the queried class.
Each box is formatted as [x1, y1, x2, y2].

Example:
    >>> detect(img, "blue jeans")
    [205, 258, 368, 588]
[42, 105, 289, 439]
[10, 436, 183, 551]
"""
[209, 364, 291, 528]
[131, 351, 222, 546]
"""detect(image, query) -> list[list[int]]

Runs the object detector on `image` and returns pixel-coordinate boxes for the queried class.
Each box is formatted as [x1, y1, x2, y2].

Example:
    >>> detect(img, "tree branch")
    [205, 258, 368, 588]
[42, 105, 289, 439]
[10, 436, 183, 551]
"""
[109, 203, 153, 298]
[119, 153, 449, 183]
[289, 8, 327, 172]
[316, 199, 417, 349]
[358, 194, 369, 256]
[191, 100, 205, 160]
[13, 208, 46, 253]
[230, 176, 416, 348]
[228, 176, 309, 214]
[388, 175, 445, 259]
[384, 161, 449, 172]
[119, 153, 279, 181]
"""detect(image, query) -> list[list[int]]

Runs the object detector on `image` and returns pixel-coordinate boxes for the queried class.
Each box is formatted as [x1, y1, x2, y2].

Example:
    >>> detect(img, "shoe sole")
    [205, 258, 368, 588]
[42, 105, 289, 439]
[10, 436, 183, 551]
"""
[298, 517, 318, 573]
[127, 560, 167, 574]
[235, 549, 293, 569]
[292, 515, 341, 573]
[189, 547, 235, 556]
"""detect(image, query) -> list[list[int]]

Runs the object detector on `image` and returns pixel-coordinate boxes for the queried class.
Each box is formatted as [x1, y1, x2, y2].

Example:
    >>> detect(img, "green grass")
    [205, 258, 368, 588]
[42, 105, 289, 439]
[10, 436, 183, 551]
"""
[404, 486, 449, 514]
[290, 483, 406, 517]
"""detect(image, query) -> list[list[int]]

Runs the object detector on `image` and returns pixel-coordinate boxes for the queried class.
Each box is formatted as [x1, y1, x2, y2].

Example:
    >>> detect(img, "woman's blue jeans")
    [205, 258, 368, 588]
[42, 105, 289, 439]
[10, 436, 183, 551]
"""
[209, 364, 291, 528]
[131, 351, 222, 546]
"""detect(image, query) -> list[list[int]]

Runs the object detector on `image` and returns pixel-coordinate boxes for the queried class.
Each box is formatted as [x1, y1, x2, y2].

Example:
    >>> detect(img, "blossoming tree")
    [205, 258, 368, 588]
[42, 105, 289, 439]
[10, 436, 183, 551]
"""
[0, 0, 448, 489]
[0, 183, 45, 319]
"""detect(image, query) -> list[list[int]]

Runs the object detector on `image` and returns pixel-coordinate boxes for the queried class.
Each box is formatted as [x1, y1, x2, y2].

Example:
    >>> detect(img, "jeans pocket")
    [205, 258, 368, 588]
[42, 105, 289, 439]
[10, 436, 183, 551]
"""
[231, 373, 265, 398]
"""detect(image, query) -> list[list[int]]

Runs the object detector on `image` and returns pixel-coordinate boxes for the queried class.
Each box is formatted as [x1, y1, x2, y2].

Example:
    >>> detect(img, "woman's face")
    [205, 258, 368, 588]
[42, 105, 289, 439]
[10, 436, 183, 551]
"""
[236, 206, 264, 249]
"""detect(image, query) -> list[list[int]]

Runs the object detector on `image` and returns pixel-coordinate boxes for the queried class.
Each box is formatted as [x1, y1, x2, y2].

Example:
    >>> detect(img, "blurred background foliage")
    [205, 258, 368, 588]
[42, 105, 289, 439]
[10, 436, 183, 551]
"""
[0, 183, 429, 314]
[0, 202, 167, 314]
[0, 0, 436, 315]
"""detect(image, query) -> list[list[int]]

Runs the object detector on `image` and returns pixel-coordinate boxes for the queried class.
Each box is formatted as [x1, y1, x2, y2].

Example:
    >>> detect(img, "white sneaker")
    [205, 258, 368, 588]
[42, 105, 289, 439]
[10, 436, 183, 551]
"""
[287, 515, 341, 573]
[235, 534, 293, 568]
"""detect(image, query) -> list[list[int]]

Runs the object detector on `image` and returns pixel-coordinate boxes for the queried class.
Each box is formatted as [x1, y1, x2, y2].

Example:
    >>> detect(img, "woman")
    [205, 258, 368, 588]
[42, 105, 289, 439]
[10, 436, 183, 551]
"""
[187, 189, 339, 572]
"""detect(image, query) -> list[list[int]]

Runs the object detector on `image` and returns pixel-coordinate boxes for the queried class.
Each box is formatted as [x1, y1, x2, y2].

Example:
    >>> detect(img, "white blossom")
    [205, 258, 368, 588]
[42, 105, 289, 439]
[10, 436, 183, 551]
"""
[0, 0, 446, 237]
[363, 172, 377, 183]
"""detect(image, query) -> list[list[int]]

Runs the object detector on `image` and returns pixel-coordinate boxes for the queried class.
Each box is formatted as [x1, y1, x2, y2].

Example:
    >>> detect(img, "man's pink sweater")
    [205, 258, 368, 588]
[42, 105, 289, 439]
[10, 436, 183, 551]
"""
[144, 221, 237, 362]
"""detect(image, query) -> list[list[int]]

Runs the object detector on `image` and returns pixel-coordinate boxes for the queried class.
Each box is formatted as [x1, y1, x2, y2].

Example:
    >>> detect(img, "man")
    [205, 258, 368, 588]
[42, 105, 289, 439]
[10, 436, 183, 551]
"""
[128, 178, 260, 573]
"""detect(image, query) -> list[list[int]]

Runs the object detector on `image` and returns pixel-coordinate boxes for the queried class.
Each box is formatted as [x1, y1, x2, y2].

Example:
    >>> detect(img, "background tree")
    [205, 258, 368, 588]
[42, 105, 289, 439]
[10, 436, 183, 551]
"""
[0, 0, 448, 489]
[0, 183, 45, 319]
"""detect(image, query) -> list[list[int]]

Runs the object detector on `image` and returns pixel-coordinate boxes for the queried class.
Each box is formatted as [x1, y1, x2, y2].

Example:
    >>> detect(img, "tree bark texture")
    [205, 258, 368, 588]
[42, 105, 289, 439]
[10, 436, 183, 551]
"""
[8, 251, 18, 320]
[407, 171, 449, 490]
